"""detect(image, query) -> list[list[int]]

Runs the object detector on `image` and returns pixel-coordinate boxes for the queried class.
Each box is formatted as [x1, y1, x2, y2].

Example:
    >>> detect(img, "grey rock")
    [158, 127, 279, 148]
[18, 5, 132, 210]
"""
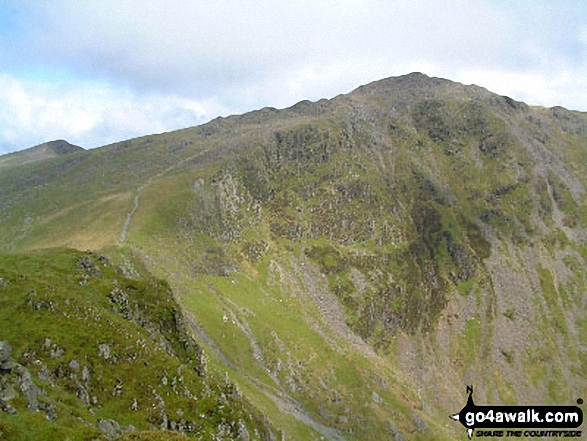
[55, 365, 65, 379]
[38, 364, 55, 385]
[160, 410, 169, 430]
[0, 400, 16, 414]
[68, 359, 80, 372]
[81, 366, 91, 383]
[77, 256, 102, 278]
[377, 375, 389, 391]
[98, 419, 122, 440]
[371, 391, 383, 404]
[17, 368, 41, 411]
[411, 410, 428, 433]
[113, 379, 123, 396]
[0, 341, 11, 369]
[337, 415, 349, 424]
[50, 346, 65, 359]
[237, 419, 250, 440]
[387, 420, 404, 441]
[39, 401, 57, 421]
[77, 383, 90, 405]
[108, 288, 131, 319]
[0, 380, 17, 403]
[98, 344, 111, 359]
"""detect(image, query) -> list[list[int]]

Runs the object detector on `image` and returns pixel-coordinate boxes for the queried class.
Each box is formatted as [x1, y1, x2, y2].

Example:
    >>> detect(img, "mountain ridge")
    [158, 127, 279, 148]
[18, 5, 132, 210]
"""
[3, 72, 585, 161]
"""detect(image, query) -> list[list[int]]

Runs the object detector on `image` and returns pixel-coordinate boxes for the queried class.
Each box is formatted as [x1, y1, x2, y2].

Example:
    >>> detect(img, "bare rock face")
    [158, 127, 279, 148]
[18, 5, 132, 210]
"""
[98, 343, 111, 359]
[0, 341, 11, 371]
[77, 255, 102, 278]
[0, 342, 16, 414]
[98, 419, 122, 440]
[0, 343, 56, 420]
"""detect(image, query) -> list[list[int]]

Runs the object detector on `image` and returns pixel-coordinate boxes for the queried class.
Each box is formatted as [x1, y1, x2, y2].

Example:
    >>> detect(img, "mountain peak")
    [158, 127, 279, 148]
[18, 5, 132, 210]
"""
[0, 139, 84, 169]
[40, 139, 85, 155]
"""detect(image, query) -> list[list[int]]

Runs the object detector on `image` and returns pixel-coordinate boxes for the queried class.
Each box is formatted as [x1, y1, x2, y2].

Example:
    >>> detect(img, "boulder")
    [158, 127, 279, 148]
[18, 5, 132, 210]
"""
[0, 342, 11, 370]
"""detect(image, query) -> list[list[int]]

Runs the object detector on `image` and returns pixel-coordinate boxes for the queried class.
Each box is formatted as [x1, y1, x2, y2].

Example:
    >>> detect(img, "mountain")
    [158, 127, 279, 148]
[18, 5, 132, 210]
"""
[0, 72, 586, 440]
[0, 140, 84, 170]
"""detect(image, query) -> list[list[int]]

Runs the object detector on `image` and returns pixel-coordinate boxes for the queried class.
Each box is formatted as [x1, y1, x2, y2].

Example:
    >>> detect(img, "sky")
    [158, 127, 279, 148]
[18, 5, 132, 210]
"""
[0, 0, 586, 154]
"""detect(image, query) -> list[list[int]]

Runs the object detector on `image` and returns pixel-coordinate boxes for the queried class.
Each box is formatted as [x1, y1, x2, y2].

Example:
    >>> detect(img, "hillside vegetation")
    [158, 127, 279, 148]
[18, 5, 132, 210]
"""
[0, 249, 273, 440]
[0, 73, 586, 439]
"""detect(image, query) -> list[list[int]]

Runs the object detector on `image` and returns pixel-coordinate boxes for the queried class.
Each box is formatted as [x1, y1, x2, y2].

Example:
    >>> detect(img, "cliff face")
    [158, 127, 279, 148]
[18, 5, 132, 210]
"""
[1, 73, 586, 439]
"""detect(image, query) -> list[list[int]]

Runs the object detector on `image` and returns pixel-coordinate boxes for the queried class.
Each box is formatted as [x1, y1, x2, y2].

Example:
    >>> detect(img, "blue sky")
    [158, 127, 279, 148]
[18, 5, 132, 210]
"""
[0, 0, 586, 154]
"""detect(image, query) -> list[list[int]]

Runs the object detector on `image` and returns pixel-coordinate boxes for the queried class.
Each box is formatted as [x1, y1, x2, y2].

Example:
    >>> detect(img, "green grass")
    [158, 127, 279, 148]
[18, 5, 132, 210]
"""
[0, 249, 271, 440]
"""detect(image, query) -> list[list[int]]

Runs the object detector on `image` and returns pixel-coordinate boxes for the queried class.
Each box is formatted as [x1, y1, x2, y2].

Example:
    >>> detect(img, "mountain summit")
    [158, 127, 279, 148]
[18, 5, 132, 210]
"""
[0, 139, 83, 169]
[0, 74, 586, 440]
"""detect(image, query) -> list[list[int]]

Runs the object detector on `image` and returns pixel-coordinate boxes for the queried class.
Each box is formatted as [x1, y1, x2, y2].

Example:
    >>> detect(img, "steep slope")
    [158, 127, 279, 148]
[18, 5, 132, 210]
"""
[0, 248, 273, 440]
[0, 140, 84, 170]
[0, 73, 586, 439]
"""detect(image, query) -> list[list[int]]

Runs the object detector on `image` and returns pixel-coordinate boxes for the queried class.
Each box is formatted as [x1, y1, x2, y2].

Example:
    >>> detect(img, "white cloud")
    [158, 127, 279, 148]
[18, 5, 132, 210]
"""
[0, 74, 228, 154]
[4, 0, 524, 98]
[455, 68, 587, 111]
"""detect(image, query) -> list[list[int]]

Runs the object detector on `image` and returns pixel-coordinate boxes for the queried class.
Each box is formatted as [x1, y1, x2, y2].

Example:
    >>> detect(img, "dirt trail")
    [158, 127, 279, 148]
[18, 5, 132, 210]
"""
[119, 186, 142, 244]
[187, 284, 347, 440]
[260, 388, 347, 441]
[118, 148, 209, 244]
[182, 302, 346, 440]
[182, 309, 235, 369]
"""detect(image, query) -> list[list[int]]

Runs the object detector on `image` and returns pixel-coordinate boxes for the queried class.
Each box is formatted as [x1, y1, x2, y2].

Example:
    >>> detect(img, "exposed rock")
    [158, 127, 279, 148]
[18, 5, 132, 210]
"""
[98, 343, 111, 359]
[54, 364, 65, 379]
[0, 379, 17, 414]
[77, 383, 90, 405]
[77, 255, 101, 278]
[411, 410, 428, 433]
[371, 391, 383, 404]
[0, 399, 16, 415]
[81, 366, 91, 383]
[0, 342, 11, 371]
[40, 400, 57, 421]
[109, 287, 131, 319]
[38, 364, 55, 385]
[237, 419, 251, 440]
[17, 366, 41, 411]
[387, 421, 404, 441]
[68, 359, 80, 372]
[98, 419, 122, 440]
[50, 346, 65, 359]
[113, 378, 123, 396]
[88, 251, 110, 267]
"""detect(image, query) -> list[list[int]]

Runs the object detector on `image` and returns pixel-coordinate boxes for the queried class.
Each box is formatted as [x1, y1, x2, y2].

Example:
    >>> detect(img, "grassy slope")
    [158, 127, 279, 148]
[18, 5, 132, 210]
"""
[0, 249, 272, 440]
